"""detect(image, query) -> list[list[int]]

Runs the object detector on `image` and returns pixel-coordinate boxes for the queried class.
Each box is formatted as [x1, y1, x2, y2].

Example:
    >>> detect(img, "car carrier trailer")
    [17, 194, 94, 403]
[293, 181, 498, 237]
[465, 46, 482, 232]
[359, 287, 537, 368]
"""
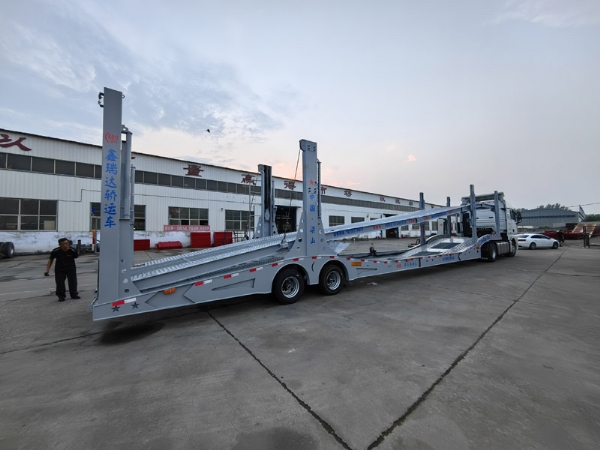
[90, 88, 519, 321]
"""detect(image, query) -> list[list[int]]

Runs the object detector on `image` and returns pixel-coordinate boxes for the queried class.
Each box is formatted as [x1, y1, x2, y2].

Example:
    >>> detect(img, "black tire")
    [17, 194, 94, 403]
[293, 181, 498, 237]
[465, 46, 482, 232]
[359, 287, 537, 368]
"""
[319, 265, 344, 295]
[552, 242, 559, 249]
[507, 239, 517, 257]
[1, 242, 15, 258]
[529, 243, 537, 250]
[486, 242, 497, 262]
[273, 268, 305, 304]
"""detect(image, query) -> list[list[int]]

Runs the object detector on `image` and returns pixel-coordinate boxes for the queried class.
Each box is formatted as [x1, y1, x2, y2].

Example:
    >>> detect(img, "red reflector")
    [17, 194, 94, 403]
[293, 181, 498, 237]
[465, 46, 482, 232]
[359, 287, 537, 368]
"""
[112, 300, 125, 307]
[224, 274, 232, 279]
[195, 281, 204, 286]
[249, 268, 257, 273]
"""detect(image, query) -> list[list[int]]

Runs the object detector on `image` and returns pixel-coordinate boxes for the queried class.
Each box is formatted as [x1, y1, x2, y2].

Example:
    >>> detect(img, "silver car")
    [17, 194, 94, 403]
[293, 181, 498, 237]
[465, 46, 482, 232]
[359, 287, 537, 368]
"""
[517, 233, 559, 250]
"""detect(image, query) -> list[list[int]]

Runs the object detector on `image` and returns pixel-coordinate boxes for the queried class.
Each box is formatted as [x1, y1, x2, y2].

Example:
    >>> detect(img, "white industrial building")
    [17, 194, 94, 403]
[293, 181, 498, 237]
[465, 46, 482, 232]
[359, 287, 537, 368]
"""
[0, 128, 441, 254]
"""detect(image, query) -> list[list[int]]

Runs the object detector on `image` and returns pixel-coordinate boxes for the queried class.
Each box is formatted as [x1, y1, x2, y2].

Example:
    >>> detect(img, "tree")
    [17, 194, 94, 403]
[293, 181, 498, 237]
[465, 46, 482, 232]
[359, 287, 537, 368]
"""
[585, 214, 600, 221]
[535, 203, 572, 211]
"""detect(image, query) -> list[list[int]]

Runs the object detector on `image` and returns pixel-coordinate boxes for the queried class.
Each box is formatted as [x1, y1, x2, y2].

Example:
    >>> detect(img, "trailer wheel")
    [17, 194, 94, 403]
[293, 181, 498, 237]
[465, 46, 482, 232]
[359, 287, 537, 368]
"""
[319, 265, 344, 295]
[273, 268, 304, 304]
[529, 243, 536, 250]
[485, 242, 497, 262]
[1, 242, 15, 258]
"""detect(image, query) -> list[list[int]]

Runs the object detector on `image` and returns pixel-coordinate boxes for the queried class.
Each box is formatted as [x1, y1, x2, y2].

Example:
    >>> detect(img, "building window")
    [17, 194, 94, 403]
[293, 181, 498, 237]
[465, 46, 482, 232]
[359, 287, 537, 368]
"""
[169, 207, 208, 226]
[91, 202, 146, 230]
[0, 198, 57, 230]
[158, 173, 171, 186]
[32, 157, 55, 174]
[351, 217, 364, 223]
[171, 176, 184, 188]
[329, 215, 345, 227]
[55, 160, 75, 175]
[134, 205, 146, 230]
[143, 172, 158, 184]
[76, 162, 95, 178]
[195, 179, 207, 190]
[7, 154, 31, 171]
[90, 202, 101, 230]
[225, 209, 253, 231]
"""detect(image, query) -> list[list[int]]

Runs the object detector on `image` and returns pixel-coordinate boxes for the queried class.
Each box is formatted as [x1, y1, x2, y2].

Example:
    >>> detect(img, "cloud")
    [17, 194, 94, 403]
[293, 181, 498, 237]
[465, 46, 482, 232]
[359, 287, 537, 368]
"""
[495, 0, 600, 27]
[0, 0, 296, 150]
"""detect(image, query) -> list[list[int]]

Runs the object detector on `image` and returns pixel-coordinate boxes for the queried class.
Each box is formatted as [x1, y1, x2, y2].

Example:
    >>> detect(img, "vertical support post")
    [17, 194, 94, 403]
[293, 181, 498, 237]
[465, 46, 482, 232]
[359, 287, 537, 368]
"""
[317, 160, 322, 219]
[257, 164, 277, 237]
[470, 185, 477, 244]
[98, 88, 123, 304]
[494, 191, 500, 236]
[98, 88, 138, 305]
[419, 192, 426, 244]
[118, 127, 134, 281]
[446, 196, 451, 235]
[287, 140, 333, 257]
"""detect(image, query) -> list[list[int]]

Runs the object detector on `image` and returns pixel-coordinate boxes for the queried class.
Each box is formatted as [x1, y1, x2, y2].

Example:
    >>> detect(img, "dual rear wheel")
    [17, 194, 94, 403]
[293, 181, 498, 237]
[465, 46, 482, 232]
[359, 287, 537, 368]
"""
[272, 264, 345, 305]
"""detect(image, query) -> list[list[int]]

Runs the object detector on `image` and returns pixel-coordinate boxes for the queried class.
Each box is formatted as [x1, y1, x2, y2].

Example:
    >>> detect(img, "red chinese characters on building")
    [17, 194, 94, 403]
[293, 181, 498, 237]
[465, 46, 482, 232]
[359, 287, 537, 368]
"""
[344, 190, 352, 197]
[241, 174, 256, 185]
[284, 180, 296, 190]
[380, 196, 386, 202]
[184, 164, 204, 177]
[0, 134, 31, 151]
[395, 199, 401, 204]
[321, 186, 327, 195]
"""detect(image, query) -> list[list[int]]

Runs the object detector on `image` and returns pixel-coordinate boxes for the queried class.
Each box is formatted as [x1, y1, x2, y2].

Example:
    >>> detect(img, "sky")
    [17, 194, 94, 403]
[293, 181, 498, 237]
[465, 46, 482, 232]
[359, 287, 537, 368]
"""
[1, 0, 599, 214]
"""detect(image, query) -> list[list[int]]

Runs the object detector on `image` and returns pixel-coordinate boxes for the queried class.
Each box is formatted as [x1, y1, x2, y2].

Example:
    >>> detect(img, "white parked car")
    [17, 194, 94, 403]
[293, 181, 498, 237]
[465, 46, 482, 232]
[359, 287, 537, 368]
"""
[517, 234, 559, 250]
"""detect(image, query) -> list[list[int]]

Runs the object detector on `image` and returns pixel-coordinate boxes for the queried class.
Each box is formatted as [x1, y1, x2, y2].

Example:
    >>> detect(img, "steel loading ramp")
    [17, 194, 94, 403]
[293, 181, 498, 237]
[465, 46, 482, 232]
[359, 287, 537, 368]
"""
[131, 204, 468, 283]
[324, 204, 470, 240]
[128, 204, 470, 291]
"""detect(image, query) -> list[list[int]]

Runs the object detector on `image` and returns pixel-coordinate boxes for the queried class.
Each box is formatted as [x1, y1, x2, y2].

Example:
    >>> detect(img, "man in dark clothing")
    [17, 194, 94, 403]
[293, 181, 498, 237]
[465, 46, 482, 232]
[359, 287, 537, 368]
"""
[556, 231, 565, 247]
[45, 238, 80, 302]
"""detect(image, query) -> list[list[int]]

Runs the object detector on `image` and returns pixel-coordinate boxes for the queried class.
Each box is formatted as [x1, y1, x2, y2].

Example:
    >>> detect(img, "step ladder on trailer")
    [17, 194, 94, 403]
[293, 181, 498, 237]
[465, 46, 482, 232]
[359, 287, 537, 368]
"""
[90, 88, 513, 321]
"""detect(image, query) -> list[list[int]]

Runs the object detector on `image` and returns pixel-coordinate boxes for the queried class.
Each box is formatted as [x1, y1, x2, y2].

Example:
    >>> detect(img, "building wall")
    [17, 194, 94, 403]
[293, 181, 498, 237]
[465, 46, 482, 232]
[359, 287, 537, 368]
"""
[519, 208, 581, 229]
[1, 129, 441, 253]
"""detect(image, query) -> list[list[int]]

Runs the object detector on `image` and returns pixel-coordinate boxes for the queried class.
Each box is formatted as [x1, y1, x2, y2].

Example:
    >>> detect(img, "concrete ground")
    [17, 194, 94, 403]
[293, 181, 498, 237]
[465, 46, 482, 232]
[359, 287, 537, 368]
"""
[0, 238, 599, 450]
